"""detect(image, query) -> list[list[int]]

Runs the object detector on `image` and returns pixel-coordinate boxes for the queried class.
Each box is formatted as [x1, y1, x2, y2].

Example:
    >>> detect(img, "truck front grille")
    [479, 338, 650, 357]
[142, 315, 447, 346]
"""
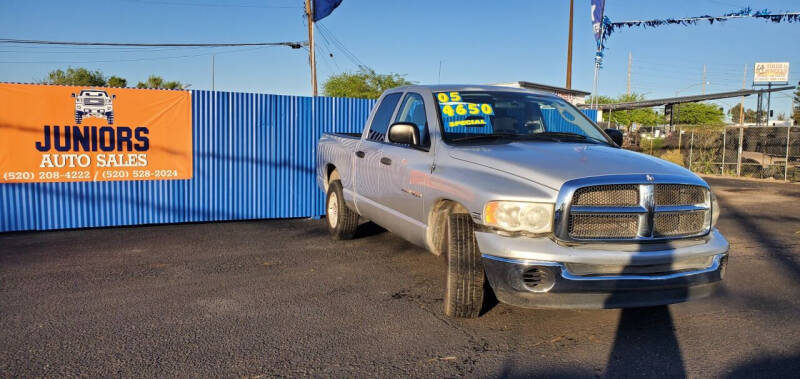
[568, 213, 639, 239]
[573, 184, 638, 206]
[559, 181, 711, 241]
[83, 98, 104, 105]
[653, 211, 707, 237]
[654, 184, 706, 206]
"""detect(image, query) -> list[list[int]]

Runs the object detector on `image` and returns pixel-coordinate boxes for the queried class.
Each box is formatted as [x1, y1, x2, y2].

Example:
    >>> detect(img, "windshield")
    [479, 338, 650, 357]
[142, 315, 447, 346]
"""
[433, 91, 610, 145]
[80, 91, 108, 97]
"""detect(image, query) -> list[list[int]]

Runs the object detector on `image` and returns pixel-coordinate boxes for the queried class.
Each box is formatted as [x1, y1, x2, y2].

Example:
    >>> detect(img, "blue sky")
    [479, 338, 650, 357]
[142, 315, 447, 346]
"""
[1, 0, 798, 116]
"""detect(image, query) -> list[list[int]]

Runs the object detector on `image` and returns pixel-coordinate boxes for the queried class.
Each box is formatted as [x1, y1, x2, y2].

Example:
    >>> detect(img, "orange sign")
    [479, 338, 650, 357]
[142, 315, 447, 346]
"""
[0, 83, 192, 183]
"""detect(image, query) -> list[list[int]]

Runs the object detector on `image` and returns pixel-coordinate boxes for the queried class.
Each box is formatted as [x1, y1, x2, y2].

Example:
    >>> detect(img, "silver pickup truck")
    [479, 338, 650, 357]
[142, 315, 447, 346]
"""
[317, 85, 729, 318]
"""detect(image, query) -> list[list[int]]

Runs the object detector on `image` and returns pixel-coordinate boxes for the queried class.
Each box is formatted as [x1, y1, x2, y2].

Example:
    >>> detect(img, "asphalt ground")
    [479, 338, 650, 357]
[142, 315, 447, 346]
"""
[1, 177, 799, 378]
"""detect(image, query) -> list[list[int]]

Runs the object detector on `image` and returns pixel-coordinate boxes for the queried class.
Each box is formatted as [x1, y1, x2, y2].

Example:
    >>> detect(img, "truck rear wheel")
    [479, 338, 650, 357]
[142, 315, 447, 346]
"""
[75, 111, 82, 124]
[326, 180, 359, 240]
[444, 214, 485, 318]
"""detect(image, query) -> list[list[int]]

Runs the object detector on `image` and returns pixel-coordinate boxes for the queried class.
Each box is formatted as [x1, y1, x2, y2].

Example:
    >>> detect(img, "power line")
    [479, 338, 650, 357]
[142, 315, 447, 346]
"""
[0, 38, 306, 49]
[0, 45, 270, 64]
[315, 23, 368, 70]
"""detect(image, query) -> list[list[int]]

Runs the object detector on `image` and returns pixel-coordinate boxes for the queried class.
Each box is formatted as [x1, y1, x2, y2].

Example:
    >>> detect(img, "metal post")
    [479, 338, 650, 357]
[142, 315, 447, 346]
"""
[737, 127, 743, 176]
[689, 130, 695, 172]
[786, 126, 792, 181]
[766, 83, 772, 126]
[756, 91, 763, 126]
[721, 128, 726, 175]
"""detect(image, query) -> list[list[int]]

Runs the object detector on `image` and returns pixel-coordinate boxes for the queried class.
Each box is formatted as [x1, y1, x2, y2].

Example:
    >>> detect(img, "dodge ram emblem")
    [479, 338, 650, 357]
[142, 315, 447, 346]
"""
[646, 174, 655, 182]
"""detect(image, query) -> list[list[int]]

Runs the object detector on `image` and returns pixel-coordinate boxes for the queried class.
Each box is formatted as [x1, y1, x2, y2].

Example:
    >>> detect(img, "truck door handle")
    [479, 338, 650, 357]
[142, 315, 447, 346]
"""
[380, 157, 392, 166]
[355, 151, 365, 158]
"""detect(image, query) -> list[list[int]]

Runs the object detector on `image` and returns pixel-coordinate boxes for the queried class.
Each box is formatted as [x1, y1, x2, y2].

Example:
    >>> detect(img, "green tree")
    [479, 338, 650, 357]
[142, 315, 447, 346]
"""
[673, 102, 724, 126]
[136, 75, 186, 90]
[43, 67, 107, 86]
[107, 76, 127, 88]
[594, 93, 664, 129]
[728, 103, 761, 124]
[322, 68, 414, 99]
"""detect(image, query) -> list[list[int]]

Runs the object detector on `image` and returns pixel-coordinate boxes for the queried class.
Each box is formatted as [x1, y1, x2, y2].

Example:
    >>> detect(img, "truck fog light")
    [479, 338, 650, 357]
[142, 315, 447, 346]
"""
[521, 266, 556, 292]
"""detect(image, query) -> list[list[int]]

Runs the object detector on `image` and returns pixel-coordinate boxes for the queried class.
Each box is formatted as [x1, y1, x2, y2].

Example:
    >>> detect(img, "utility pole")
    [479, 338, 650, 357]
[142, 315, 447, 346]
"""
[738, 64, 746, 125]
[305, 0, 317, 96]
[626, 51, 632, 96]
[565, 0, 574, 89]
[702, 64, 706, 95]
[211, 55, 215, 91]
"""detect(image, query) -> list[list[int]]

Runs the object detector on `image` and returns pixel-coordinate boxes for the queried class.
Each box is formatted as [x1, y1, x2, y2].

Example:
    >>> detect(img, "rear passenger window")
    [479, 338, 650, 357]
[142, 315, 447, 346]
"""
[394, 92, 430, 147]
[366, 93, 402, 142]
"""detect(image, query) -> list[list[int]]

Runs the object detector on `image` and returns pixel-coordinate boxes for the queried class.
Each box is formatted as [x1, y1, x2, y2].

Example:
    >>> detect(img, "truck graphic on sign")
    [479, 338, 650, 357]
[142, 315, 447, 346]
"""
[72, 89, 115, 125]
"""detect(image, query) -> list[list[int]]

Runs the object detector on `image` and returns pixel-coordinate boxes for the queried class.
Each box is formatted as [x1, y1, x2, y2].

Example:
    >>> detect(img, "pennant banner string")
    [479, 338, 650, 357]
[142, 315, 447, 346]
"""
[600, 7, 800, 51]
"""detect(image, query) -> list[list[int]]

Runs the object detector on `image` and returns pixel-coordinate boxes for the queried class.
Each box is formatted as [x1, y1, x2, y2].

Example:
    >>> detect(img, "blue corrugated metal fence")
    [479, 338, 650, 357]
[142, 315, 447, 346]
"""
[0, 91, 375, 232]
[0, 90, 596, 233]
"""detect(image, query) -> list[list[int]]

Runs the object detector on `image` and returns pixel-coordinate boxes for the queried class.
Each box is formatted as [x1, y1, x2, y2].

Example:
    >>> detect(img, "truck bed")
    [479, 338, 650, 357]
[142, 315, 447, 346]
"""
[330, 132, 361, 139]
[316, 132, 362, 193]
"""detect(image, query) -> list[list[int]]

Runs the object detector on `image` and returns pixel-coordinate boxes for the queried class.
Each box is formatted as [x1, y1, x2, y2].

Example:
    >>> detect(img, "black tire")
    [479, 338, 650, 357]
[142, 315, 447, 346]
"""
[326, 180, 359, 240]
[444, 214, 485, 318]
[75, 111, 82, 125]
[106, 111, 114, 125]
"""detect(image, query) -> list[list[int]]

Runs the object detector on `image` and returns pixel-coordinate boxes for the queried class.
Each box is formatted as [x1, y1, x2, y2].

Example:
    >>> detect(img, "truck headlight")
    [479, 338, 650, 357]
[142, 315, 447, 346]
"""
[484, 201, 554, 234]
[710, 192, 719, 227]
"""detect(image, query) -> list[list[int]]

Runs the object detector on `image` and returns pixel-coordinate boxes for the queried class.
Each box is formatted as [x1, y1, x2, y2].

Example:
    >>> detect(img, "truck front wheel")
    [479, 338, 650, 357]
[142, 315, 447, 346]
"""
[444, 214, 485, 318]
[326, 180, 359, 240]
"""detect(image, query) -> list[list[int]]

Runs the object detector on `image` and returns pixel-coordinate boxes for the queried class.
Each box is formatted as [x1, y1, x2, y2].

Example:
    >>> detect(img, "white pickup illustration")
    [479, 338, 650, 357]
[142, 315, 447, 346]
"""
[72, 89, 115, 125]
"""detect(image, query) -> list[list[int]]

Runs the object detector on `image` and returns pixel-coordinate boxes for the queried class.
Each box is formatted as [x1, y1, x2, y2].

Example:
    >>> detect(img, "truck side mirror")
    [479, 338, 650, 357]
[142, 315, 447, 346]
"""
[604, 128, 623, 146]
[388, 122, 420, 145]
[71, 93, 75, 98]
[112, 94, 116, 99]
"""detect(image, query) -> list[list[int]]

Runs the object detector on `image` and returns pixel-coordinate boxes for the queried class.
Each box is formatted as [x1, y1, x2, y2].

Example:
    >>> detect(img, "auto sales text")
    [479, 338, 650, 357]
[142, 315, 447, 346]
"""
[35, 125, 150, 168]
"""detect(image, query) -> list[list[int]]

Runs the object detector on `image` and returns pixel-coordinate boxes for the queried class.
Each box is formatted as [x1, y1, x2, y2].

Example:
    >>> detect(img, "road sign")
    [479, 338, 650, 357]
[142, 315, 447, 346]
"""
[754, 62, 789, 83]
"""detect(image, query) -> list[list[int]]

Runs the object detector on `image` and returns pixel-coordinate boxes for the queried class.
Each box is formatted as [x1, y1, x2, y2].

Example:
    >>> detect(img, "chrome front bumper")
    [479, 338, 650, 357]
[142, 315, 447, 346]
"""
[478, 229, 729, 309]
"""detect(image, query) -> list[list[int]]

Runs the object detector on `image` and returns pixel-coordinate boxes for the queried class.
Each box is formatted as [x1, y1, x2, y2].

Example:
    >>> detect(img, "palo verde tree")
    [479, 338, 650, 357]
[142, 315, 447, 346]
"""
[728, 103, 761, 124]
[673, 102, 725, 126]
[322, 68, 414, 99]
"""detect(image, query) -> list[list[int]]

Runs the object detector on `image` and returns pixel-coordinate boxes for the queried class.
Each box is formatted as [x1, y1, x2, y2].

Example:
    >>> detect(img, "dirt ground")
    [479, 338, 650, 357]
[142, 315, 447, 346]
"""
[1, 176, 799, 377]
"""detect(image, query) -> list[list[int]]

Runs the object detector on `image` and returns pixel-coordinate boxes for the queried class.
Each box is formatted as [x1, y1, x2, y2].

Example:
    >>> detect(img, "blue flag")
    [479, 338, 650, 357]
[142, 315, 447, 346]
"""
[591, 0, 605, 45]
[314, 0, 343, 22]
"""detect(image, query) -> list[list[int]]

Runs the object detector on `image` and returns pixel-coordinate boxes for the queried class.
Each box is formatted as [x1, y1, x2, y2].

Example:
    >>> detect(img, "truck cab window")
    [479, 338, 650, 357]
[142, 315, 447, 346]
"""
[366, 92, 402, 142]
[393, 92, 430, 148]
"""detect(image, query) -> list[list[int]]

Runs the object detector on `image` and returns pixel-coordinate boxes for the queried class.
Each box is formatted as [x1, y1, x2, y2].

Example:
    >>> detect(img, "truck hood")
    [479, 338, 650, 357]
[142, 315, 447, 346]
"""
[448, 142, 697, 190]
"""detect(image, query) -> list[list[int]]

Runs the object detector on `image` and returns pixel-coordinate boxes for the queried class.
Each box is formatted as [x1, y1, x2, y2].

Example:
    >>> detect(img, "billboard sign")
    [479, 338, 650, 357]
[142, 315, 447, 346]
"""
[754, 62, 790, 83]
[0, 83, 192, 183]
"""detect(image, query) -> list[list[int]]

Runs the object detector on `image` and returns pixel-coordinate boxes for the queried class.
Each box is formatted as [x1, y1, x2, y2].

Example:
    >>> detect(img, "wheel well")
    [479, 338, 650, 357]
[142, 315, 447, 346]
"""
[427, 199, 469, 256]
[324, 164, 339, 192]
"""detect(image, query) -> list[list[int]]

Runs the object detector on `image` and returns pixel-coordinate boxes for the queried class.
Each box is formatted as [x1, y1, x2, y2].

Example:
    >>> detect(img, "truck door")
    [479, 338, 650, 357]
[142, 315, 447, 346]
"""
[376, 92, 432, 244]
[353, 92, 402, 222]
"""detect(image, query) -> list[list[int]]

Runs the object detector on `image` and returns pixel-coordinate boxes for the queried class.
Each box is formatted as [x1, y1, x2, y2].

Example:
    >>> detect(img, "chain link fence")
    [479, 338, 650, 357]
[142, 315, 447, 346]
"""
[628, 126, 799, 182]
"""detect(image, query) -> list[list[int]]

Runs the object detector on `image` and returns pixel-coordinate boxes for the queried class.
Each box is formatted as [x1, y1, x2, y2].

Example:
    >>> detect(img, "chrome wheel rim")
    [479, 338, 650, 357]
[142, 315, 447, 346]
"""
[327, 191, 339, 228]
